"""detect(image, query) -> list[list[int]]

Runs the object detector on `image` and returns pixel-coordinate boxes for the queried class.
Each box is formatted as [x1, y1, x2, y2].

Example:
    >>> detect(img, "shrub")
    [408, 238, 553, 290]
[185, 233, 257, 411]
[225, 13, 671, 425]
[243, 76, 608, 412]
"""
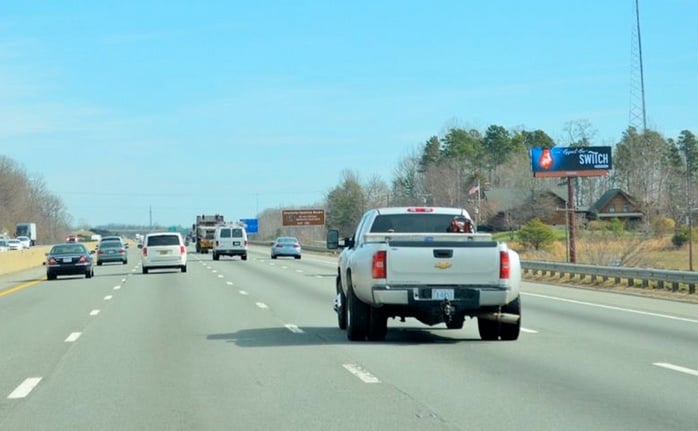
[517, 218, 557, 251]
[652, 217, 675, 236]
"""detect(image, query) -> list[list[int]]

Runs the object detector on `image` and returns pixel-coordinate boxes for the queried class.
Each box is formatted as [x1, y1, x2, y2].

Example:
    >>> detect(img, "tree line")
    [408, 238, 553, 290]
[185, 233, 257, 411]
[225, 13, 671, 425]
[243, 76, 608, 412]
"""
[322, 122, 698, 238]
[0, 155, 72, 243]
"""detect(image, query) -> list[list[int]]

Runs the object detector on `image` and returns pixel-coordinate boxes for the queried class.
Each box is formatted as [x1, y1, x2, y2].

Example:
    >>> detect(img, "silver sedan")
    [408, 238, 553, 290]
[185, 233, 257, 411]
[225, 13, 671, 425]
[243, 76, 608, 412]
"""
[270, 236, 302, 259]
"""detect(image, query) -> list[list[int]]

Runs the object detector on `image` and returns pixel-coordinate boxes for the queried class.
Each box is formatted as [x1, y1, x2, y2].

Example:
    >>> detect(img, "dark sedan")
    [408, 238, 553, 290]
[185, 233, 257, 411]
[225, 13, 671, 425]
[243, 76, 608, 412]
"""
[46, 243, 95, 280]
[96, 240, 128, 265]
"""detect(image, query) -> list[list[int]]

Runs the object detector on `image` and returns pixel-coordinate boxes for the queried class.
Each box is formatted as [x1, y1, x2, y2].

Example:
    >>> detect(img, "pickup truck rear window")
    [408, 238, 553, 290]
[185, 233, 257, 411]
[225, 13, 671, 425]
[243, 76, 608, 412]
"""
[370, 214, 469, 233]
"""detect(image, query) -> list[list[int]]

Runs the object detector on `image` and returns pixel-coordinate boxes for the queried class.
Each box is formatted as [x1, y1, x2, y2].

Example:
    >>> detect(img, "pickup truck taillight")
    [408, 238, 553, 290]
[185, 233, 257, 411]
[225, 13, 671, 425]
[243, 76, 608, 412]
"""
[142, 247, 148, 256]
[499, 250, 510, 279]
[180, 245, 186, 254]
[372, 251, 387, 279]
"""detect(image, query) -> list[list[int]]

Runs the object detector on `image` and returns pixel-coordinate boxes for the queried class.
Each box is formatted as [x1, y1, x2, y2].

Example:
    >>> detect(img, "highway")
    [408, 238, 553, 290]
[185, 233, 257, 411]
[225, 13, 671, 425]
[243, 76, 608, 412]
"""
[0, 245, 697, 431]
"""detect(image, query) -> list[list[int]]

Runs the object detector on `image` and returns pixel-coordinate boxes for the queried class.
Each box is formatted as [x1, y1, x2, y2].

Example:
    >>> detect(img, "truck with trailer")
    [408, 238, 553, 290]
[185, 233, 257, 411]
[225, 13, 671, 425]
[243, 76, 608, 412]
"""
[192, 214, 224, 253]
[15, 223, 37, 246]
[327, 206, 522, 341]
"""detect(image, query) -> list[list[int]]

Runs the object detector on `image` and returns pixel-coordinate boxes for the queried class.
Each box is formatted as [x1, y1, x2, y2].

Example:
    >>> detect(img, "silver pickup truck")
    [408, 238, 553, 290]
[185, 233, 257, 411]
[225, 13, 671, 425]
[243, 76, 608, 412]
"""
[327, 206, 522, 341]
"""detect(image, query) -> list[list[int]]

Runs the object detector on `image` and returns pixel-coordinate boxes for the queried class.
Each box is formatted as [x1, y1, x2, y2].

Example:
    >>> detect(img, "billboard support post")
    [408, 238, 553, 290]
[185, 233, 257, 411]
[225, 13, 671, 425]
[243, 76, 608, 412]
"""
[567, 177, 577, 264]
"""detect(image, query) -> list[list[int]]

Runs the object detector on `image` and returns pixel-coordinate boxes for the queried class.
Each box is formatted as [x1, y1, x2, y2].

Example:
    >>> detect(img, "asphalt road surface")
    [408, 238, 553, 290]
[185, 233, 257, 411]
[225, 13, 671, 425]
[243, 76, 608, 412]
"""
[1, 245, 696, 431]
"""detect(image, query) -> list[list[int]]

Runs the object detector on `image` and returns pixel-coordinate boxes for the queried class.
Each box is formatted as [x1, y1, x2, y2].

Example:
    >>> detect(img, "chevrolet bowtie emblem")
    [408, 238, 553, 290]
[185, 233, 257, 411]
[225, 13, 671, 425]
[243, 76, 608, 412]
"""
[435, 261, 452, 270]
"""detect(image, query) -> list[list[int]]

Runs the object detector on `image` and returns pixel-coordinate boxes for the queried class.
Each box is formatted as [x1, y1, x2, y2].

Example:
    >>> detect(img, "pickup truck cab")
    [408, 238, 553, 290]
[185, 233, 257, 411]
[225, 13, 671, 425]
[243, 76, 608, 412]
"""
[327, 206, 521, 341]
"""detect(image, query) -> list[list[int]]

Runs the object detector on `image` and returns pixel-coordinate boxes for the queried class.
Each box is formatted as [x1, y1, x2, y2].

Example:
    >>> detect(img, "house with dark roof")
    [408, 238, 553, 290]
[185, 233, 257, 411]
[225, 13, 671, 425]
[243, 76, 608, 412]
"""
[482, 186, 568, 230]
[480, 187, 643, 231]
[585, 188, 643, 223]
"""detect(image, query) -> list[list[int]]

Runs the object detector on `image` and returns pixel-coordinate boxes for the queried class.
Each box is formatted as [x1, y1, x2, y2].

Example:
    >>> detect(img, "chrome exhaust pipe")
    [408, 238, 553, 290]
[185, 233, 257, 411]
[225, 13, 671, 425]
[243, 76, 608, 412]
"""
[477, 312, 520, 325]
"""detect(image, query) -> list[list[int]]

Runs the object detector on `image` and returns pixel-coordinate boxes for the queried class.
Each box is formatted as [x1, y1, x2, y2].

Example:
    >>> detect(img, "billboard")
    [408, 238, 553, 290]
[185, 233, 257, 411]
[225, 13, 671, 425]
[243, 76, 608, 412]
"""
[530, 146, 612, 178]
[282, 209, 325, 226]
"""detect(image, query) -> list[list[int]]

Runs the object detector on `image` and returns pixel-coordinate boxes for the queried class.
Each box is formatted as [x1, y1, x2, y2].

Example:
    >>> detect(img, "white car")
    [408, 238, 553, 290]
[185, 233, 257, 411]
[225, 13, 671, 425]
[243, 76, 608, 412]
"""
[16, 236, 31, 248]
[7, 239, 23, 250]
[140, 232, 187, 274]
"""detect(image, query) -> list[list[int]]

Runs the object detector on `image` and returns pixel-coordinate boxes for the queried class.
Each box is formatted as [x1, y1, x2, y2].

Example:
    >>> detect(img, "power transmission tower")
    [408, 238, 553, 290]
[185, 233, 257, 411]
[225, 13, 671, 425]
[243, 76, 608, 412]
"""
[629, 0, 647, 132]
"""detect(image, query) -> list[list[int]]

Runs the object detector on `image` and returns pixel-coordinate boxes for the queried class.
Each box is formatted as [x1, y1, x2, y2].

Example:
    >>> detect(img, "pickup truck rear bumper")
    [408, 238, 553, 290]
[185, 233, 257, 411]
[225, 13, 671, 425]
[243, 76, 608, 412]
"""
[371, 285, 512, 308]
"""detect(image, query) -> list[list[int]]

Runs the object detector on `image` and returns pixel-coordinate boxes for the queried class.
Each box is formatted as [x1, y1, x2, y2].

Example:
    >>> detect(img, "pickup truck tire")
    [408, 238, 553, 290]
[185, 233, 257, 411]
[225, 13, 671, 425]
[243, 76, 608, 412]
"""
[346, 281, 369, 341]
[478, 318, 499, 340]
[478, 297, 521, 341]
[367, 308, 387, 341]
[336, 277, 347, 330]
[446, 315, 465, 329]
[499, 297, 521, 341]
[212, 253, 220, 261]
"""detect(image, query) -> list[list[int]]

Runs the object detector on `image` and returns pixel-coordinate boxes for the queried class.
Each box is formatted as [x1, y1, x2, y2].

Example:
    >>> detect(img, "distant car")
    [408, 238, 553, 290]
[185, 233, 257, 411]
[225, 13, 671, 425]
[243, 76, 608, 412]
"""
[7, 239, 23, 250]
[45, 243, 94, 280]
[0, 239, 8, 252]
[270, 236, 302, 259]
[66, 235, 79, 243]
[212, 224, 248, 261]
[99, 235, 128, 250]
[16, 236, 31, 248]
[96, 240, 128, 265]
[140, 232, 187, 274]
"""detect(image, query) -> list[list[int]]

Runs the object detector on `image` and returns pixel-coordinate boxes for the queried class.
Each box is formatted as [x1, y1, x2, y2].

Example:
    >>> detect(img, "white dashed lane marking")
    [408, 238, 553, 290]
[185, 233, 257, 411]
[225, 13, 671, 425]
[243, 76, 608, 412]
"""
[90, 310, 100, 316]
[255, 302, 269, 309]
[285, 324, 304, 333]
[104, 295, 112, 301]
[64, 332, 81, 342]
[343, 364, 380, 384]
[654, 362, 698, 377]
[7, 377, 42, 399]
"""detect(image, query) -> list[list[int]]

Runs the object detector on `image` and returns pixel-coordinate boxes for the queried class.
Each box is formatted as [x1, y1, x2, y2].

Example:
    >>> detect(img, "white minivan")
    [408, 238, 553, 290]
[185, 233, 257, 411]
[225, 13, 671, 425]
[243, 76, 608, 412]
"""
[212, 225, 248, 261]
[140, 232, 187, 273]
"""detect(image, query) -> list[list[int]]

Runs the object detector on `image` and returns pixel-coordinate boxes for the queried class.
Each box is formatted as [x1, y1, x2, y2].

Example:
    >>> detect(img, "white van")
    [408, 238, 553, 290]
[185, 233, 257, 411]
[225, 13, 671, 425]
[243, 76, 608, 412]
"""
[212, 225, 248, 261]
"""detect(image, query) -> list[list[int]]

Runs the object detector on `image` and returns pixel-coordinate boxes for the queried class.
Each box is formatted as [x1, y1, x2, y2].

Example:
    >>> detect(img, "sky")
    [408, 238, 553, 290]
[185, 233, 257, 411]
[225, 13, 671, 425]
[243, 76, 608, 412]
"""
[1, 1, 696, 227]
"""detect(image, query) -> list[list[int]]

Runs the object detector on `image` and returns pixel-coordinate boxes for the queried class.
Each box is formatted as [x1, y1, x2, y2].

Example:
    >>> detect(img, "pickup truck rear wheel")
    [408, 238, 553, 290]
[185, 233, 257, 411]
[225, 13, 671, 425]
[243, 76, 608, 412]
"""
[346, 282, 369, 341]
[446, 315, 465, 329]
[367, 308, 387, 341]
[499, 297, 521, 341]
[336, 277, 347, 330]
[478, 318, 499, 340]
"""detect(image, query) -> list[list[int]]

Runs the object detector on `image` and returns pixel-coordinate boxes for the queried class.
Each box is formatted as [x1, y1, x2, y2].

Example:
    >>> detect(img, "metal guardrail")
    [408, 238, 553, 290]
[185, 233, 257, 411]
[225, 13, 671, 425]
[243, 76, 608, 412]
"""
[521, 261, 697, 294]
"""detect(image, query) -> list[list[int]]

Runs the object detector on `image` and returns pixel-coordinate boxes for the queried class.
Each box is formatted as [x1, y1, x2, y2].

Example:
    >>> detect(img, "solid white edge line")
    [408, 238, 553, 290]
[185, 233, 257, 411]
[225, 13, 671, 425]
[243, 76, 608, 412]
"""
[90, 309, 100, 316]
[343, 364, 380, 384]
[64, 332, 82, 342]
[256, 302, 268, 309]
[653, 362, 698, 377]
[8, 377, 42, 399]
[285, 324, 304, 333]
[522, 292, 698, 324]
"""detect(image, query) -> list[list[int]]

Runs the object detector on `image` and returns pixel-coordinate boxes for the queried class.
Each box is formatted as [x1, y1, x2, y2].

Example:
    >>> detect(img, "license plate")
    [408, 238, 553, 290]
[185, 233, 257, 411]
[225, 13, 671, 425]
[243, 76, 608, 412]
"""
[159, 250, 170, 255]
[432, 289, 454, 300]
[63, 258, 72, 263]
[233, 241, 240, 246]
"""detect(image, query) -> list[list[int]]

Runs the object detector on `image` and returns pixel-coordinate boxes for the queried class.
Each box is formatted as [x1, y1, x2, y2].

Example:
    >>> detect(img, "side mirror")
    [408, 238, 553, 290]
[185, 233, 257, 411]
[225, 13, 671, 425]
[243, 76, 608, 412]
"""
[326, 229, 340, 250]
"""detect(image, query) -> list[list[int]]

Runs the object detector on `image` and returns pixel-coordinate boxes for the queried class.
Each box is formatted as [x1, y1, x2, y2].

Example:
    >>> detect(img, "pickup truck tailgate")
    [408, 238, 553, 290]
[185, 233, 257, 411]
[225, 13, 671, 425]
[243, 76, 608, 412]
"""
[385, 240, 501, 286]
